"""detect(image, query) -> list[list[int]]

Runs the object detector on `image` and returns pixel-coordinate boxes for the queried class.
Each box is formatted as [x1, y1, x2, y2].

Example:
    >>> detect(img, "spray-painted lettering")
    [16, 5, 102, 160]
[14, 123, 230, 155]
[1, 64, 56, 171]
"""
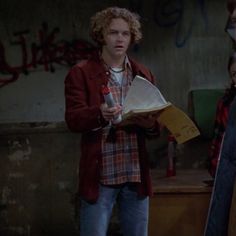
[0, 22, 96, 87]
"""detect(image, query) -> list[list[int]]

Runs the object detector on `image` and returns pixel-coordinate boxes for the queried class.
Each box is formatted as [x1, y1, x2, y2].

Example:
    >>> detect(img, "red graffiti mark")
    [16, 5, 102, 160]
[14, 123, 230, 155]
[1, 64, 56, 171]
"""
[31, 22, 96, 71]
[0, 22, 97, 88]
[10, 30, 30, 74]
[34, 22, 60, 72]
[0, 42, 19, 88]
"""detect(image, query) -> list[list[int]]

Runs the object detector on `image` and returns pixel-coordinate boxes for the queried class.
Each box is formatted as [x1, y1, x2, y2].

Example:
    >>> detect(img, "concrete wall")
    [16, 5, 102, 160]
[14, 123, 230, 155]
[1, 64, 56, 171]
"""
[0, 124, 80, 236]
[0, 0, 232, 122]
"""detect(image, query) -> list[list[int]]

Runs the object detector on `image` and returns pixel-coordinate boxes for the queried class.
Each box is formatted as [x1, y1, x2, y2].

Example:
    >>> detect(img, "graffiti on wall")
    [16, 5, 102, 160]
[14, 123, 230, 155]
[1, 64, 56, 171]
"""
[153, 0, 208, 48]
[0, 22, 96, 88]
[127, 0, 208, 48]
[0, 0, 208, 87]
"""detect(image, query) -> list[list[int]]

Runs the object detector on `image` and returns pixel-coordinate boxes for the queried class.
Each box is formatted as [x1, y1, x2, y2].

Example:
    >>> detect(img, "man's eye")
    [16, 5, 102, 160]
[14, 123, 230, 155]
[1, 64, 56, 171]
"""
[123, 32, 131, 37]
[109, 31, 117, 35]
[231, 72, 236, 77]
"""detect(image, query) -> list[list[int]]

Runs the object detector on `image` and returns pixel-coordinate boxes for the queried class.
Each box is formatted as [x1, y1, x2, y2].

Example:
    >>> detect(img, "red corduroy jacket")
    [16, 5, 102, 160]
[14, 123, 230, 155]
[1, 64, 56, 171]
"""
[64, 53, 157, 202]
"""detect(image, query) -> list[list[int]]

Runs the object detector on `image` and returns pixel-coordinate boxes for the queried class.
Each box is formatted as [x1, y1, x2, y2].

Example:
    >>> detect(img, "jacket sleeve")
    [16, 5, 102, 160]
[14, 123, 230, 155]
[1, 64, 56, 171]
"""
[64, 65, 107, 132]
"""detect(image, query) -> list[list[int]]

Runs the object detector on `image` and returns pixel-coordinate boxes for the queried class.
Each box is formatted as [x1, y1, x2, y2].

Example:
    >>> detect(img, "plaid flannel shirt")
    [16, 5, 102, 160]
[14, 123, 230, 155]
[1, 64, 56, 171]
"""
[100, 57, 141, 185]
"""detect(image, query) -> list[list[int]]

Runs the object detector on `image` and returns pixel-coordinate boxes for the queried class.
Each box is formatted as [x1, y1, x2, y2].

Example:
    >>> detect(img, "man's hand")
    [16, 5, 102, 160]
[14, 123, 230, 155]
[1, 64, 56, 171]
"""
[130, 114, 157, 129]
[100, 103, 122, 122]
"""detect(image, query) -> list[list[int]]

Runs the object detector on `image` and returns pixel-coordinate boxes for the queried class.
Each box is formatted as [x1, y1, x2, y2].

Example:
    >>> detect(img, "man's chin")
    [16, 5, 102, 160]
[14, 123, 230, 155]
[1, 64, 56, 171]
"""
[114, 51, 126, 57]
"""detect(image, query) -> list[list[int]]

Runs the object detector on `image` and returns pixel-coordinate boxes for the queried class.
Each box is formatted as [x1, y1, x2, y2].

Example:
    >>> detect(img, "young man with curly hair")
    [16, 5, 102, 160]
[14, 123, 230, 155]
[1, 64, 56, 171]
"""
[64, 6, 160, 236]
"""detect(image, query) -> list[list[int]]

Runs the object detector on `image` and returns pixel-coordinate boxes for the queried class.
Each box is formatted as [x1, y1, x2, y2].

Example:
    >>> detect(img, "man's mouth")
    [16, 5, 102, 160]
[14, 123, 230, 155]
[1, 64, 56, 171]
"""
[115, 45, 124, 49]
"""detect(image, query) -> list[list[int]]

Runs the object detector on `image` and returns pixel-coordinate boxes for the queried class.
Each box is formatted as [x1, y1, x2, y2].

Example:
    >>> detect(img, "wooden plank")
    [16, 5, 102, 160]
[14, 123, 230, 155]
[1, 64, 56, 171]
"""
[151, 169, 213, 193]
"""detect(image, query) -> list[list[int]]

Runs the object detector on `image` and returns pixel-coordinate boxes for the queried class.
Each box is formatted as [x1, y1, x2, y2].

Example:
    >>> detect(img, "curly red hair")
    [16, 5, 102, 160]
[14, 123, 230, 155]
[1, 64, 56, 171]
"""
[90, 7, 142, 46]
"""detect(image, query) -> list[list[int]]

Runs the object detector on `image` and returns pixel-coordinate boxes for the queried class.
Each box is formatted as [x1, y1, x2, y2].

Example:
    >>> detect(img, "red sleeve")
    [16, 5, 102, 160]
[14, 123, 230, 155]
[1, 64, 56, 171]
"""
[64, 65, 107, 132]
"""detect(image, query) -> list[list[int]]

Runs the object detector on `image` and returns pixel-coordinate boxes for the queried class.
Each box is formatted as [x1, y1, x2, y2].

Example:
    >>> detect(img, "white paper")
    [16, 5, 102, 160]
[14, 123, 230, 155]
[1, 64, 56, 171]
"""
[123, 75, 168, 114]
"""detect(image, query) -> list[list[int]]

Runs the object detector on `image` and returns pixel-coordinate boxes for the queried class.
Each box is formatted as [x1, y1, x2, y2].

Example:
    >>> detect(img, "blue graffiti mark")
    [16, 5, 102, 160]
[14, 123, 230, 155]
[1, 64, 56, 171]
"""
[198, 0, 208, 31]
[175, 0, 195, 48]
[154, 0, 183, 27]
[153, 0, 208, 48]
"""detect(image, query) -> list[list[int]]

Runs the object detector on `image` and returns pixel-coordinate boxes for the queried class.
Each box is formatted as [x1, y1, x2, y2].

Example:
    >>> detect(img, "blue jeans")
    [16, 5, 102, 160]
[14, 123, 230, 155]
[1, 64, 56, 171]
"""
[79, 183, 149, 236]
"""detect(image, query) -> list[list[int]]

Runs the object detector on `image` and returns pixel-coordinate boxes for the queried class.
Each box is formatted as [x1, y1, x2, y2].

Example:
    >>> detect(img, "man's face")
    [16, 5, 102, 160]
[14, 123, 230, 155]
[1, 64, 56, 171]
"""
[102, 18, 131, 59]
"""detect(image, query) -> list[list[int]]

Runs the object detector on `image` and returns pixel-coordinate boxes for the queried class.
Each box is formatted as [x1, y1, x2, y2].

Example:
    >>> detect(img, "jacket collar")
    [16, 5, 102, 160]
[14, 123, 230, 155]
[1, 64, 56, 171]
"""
[86, 50, 149, 80]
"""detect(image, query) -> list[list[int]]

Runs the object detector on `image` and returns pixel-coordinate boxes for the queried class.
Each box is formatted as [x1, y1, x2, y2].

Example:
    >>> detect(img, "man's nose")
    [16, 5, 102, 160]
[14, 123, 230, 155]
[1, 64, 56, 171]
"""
[117, 33, 125, 41]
